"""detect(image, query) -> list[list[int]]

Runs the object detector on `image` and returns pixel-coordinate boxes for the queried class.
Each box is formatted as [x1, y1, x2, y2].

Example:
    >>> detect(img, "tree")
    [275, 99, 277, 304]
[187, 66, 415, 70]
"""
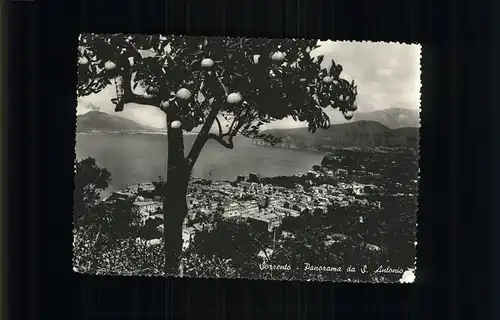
[73, 157, 112, 271]
[107, 197, 140, 239]
[183, 218, 271, 279]
[73, 157, 111, 227]
[77, 34, 359, 274]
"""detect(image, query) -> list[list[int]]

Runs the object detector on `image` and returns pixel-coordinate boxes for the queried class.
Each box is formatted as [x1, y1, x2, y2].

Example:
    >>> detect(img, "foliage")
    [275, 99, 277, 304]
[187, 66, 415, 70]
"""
[73, 157, 111, 226]
[106, 198, 142, 238]
[72, 169, 416, 281]
[76, 34, 360, 274]
[136, 176, 168, 200]
[77, 34, 358, 148]
[180, 252, 237, 279]
[139, 217, 163, 240]
[73, 150, 416, 281]
[261, 175, 305, 189]
[180, 187, 416, 281]
[74, 229, 164, 276]
[74, 157, 140, 239]
[73, 158, 165, 275]
[151, 176, 168, 197]
[181, 217, 271, 279]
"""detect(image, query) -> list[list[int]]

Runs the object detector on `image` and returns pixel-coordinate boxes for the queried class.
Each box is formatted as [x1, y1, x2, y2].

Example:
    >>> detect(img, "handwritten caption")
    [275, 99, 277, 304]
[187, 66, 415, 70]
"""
[259, 262, 405, 275]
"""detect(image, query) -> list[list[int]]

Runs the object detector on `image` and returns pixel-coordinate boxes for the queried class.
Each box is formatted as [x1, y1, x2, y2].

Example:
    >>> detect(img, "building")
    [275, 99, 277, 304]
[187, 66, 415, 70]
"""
[243, 211, 282, 232]
[182, 223, 203, 250]
[138, 182, 155, 191]
[239, 200, 259, 216]
[281, 231, 295, 240]
[317, 206, 328, 214]
[135, 237, 162, 247]
[275, 206, 300, 217]
[307, 171, 320, 179]
[335, 169, 348, 176]
[269, 198, 281, 207]
[300, 194, 312, 203]
[248, 173, 259, 183]
[352, 184, 364, 196]
[256, 195, 269, 209]
[133, 201, 163, 225]
[182, 227, 196, 251]
[133, 201, 162, 215]
[210, 202, 218, 210]
[110, 190, 134, 201]
[223, 202, 242, 218]
[312, 165, 323, 172]
[363, 185, 379, 194]
[123, 186, 139, 194]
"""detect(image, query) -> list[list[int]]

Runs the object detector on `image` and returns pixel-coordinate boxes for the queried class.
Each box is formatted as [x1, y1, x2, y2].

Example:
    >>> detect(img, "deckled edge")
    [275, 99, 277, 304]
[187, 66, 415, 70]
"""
[73, 41, 79, 274]
[163, 34, 422, 47]
[72, 36, 422, 283]
[393, 43, 422, 285]
[407, 43, 422, 285]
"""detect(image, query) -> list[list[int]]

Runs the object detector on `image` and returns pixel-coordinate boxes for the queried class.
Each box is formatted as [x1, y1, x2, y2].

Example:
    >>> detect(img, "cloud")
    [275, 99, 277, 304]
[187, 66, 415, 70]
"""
[376, 68, 393, 77]
[77, 85, 167, 128]
[77, 40, 421, 130]
[312, 40, 421, 110]
[265, 41, 421, 129]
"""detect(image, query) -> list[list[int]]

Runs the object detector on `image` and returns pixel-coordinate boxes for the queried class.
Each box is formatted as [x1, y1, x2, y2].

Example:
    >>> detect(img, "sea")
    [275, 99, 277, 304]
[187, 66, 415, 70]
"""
[75, 133, 327, 197]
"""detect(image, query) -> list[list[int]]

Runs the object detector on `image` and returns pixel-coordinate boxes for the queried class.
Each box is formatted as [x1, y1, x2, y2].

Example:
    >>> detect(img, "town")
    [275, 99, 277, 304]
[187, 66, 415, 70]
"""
[104, 147, 419, 253]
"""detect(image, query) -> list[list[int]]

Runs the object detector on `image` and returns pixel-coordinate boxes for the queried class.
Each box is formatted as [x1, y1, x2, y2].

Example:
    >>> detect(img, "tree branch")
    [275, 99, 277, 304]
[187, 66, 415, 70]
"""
[233, 117, 248, 133]
[186, 103, 222, 170]
[119, 92, 162, 107]
[248, 232, 271, 261]
[205, 108, 253, 150]
[78, 78, 103, 97]
[214, 116, 223, 135]
[207, 133, 234, 149]
[124, 40, 143, 62]
[223, 106, 253, 140]
[113, 67, 162, 111]
[184, 70, 234, 169]
[227, 108, 244, 134]
[215, 70, 228, 95]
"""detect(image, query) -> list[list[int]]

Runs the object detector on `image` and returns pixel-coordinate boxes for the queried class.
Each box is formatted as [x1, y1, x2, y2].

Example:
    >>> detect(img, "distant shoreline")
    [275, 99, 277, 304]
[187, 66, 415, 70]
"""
[76, 131, 198, 136]
[75, 131, 414, 154]
[76, 131, 327, 152]
[250, 142, 327, 154]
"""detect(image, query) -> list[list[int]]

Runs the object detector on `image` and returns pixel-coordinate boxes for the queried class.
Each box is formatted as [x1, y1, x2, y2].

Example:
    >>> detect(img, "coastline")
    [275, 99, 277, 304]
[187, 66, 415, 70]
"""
[76, 130, 198, 136]
[250, 140, 399, 154]
[76, 131, 329, 153]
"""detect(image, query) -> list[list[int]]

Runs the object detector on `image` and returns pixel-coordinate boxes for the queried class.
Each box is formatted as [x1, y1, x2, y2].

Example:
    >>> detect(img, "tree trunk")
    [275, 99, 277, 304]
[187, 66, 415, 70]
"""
[163, 109, 190, 276]
[162, 102, 222, 275]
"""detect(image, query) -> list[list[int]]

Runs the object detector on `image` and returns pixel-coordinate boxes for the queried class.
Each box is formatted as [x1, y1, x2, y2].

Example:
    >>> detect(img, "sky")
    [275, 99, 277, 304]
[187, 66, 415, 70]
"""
[77, 40, 421, 130]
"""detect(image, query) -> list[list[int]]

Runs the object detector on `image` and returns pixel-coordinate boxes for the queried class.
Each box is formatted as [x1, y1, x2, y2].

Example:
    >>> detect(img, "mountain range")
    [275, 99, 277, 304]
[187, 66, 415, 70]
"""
[258, 121, 419, 149]
[259, 107, 420, 149]
[76, 108, 420, 148]
[347, 107, 420, 129]
[76, 111, 164, 133]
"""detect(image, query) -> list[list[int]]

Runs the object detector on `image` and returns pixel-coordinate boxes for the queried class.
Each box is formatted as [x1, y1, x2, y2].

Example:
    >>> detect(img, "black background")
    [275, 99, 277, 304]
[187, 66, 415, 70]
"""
[6, 0, 495, 319]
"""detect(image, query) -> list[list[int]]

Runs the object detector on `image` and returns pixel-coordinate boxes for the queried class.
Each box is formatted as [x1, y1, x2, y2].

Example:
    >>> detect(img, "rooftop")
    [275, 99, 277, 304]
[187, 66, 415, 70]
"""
[243, 211, 280, 222]
[133, 201, 162, 206]
[113, 191, 133, 196]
